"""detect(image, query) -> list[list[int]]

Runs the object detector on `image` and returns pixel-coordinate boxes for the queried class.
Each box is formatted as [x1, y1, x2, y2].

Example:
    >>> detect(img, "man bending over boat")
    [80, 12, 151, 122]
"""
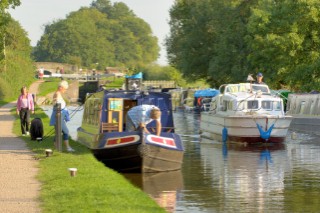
[126, 105, 162, 136]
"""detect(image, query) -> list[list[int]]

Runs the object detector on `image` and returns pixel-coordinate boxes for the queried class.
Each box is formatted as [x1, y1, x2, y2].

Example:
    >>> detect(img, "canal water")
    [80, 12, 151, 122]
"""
[44, 106, 320, 213]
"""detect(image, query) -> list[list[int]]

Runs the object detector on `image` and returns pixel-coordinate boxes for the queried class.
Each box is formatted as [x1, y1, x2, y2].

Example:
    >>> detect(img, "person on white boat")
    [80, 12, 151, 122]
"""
[126, 105, 162, 136]
[254, 72, 266, 84]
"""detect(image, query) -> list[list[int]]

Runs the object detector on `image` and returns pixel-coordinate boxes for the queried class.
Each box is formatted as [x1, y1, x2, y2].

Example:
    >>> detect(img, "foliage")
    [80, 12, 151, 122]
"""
[167, 0, 320, 91]
[137, 64, 209, 88]
[0, 17, 35, 100]
[0, 0, 20, 11]
[247, 0, 320, 91]
[37, 78, 62, 97]
[33, 0, 159, 71]
[0, 0, 20, 59]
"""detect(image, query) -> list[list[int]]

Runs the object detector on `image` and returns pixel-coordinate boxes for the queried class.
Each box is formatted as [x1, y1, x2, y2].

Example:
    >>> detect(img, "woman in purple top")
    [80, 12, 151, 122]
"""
[16, 86, 34, 136]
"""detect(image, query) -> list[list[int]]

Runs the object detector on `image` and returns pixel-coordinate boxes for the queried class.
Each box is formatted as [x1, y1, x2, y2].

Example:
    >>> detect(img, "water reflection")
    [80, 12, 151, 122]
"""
[42, 107, 320, 212]
[124, 171, 183, 213]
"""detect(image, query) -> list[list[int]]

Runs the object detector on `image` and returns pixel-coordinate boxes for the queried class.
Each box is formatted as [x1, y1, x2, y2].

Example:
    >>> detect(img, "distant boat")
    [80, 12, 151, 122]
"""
[286, 92, 320, 134]
[200, 83, 293, 143]
[77, 90, 184, 173]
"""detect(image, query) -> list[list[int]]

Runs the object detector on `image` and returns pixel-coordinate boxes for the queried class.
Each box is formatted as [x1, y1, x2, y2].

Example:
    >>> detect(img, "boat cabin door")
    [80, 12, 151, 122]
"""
[123, 100, 138, 126]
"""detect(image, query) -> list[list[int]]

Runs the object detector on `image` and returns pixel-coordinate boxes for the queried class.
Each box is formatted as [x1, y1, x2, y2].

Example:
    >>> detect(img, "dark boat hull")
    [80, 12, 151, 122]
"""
[91, 131, 184, 173]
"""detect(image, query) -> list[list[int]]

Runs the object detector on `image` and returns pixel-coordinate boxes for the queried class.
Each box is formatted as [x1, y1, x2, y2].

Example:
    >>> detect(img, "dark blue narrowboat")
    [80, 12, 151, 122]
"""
[77, 90, 184, 173]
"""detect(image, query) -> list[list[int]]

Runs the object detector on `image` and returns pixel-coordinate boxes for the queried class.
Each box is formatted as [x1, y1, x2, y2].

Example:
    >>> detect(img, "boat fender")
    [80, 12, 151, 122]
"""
[222, 127, 228, 142]
[256, 123, 275, 140]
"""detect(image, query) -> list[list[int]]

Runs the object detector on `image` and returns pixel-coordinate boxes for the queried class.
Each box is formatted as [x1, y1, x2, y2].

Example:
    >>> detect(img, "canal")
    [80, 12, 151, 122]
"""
[44, 106, 320, 212]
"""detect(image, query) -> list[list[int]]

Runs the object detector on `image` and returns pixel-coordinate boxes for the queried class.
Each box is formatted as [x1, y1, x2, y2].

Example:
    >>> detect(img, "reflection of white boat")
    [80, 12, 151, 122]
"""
[200, 83, 292, 143]
[286, 93, 320, 134]
[199, 140, 291, 210]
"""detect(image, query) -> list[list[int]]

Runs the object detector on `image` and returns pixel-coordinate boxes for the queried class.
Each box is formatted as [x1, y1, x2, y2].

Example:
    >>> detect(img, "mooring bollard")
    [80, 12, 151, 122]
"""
[68, 168, 77, 177]
[45, 149, 53, 157]
[55, 103, 62, 152]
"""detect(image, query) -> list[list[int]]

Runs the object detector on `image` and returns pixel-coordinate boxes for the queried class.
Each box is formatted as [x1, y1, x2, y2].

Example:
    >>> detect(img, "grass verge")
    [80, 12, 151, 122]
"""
[13, 108, 165, 213]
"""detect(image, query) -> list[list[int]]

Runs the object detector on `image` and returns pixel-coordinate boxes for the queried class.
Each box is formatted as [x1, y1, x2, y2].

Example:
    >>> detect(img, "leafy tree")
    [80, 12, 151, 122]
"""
[247, 0, 320, 91]
[167, 0, 256, 87]
[140, 64, 187, 87]
[0, 0, 20, 61]
[0, 17, 35, 100]
[33, 1, 159, 70]
[167, 0, 320, 91]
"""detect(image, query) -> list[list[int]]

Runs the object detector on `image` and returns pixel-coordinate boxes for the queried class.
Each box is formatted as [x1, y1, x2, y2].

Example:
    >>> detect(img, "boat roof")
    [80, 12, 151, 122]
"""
[219, 83, 270, 94]
[104, 90, 171, 104]
[194, 89, 220, 98]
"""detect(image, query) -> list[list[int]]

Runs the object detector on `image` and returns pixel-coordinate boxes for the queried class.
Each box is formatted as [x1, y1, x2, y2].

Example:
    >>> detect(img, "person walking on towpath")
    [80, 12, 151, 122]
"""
[16, 86, 35, 136]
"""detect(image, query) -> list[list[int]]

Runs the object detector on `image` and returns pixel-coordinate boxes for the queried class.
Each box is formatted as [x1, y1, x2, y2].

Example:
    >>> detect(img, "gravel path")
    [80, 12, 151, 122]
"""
[0, 81, 43, 212]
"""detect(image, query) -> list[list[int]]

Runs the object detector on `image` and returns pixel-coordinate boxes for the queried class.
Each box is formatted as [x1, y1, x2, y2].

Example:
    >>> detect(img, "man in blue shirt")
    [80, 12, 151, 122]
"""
[126, 105, 162, 136]
[255, 72, 266, 84]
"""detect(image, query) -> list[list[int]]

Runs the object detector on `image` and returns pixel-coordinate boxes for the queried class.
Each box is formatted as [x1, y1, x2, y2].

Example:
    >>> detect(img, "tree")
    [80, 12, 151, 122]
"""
[33, 2, 159, 70]
[0, 17, 35, 99]
[167, 0, 320, 91]
[247, 0, 320, 90]
[166, 0, 256, 87]
[0, 0, 21, 62]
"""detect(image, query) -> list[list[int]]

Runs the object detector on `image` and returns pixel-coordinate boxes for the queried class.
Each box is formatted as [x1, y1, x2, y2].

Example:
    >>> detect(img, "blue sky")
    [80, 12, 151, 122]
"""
[9, 0, 174, 65]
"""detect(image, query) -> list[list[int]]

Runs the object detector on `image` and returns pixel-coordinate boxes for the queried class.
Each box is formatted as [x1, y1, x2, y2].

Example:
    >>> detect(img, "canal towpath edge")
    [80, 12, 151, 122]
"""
[0, 80, 43, 212]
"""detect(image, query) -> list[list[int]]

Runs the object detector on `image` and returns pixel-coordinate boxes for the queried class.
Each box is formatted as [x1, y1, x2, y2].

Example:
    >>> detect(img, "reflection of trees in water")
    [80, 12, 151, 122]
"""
[83, 98, 101, 126]
[173, 112, 200, 135]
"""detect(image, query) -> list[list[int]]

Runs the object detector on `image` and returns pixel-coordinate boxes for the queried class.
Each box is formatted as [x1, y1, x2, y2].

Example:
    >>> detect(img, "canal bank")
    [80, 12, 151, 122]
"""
[0, 80, 165, 213]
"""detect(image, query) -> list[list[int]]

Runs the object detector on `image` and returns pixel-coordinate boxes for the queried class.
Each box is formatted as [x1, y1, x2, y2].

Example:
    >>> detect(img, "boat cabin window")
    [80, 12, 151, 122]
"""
[247, 100, 259, 109]
[252, 85, 269, 93]
[107, 98, 124, 132]
[273, 101, 281, 111]
[262, 101, 272, 110]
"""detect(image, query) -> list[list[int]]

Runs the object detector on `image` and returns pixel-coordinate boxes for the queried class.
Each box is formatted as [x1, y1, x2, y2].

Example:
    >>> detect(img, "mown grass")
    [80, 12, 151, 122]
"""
[37, 78, 62, 97]
[13, 108, 165, 213]
[0, 100, 9, 107]
[103, 76, 125, 89]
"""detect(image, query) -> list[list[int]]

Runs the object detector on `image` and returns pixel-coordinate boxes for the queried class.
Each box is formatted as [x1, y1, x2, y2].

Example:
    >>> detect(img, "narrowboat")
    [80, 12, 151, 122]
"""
[77, 90, 184, 173]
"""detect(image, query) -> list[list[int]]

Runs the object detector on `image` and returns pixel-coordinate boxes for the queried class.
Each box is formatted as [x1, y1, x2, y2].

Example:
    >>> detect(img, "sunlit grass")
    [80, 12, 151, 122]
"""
[37, 78, 61, 97]
[12, 108, 165, 213]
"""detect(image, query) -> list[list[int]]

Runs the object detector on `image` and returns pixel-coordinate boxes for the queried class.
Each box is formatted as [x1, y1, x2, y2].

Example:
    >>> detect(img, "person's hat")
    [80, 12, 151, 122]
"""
[257, 72, 263, 77]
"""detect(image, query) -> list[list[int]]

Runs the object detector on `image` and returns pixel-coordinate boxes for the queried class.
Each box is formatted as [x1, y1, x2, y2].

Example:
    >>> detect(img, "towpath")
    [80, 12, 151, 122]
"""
[0, 80, 44, 212]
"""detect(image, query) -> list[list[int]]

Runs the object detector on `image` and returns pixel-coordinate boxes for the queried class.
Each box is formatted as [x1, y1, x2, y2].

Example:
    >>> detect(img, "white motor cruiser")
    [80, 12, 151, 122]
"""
[200, 81, 292, 143]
